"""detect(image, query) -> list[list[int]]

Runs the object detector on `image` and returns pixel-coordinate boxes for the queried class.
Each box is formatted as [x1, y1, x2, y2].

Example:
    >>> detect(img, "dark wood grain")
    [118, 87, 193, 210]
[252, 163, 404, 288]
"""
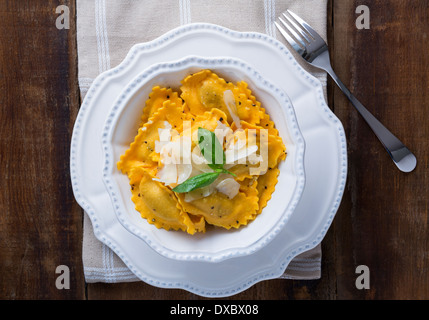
[331, 0, 429, 299]
[0, 0, 84, 299]
[0, 0, 427, 300]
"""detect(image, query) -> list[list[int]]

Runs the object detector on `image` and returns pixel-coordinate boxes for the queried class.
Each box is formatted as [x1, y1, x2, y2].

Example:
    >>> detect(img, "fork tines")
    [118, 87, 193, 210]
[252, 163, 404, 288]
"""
[275, 10, 321, 55]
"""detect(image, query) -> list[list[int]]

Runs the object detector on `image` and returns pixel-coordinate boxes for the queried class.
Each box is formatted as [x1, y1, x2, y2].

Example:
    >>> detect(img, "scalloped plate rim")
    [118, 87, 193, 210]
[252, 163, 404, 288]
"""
[101, 55, 306, 263]
[70, 22, 347, 297]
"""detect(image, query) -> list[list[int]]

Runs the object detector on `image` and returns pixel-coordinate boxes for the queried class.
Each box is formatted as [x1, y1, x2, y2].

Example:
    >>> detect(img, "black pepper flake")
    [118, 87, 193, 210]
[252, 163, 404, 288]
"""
[192, 118, 195, 121]
[265, 124, 269, 126]
[144, 141, 148, 144]
[236, 220, 239, 224]
[166, 95, 170, 99]
[252, 104, 256, 107]
[153, 208, 156, 211]
[211, 206, 214, 209]
[138, 193, 141, 197]
[238, 101, 241, 105]
[219, 117, 223, 121]
[152, 218, 156, 222]
[264, 186, 267, 189]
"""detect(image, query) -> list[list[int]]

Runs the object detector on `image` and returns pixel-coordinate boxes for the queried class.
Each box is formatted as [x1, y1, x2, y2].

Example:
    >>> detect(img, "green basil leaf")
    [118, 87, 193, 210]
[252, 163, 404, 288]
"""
[172, 128, 237, 193]
[198, 127, 225, 168]
[172, 172, 220, 193]
[214, 168, 237, 177]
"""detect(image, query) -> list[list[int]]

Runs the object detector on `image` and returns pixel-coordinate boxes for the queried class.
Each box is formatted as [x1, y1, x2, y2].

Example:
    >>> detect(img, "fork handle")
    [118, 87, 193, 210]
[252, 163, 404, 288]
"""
[325, 66, 417, 172]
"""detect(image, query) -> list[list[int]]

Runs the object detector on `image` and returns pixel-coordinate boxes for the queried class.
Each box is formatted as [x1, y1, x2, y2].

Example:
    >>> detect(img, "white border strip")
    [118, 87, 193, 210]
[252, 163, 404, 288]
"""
[264, 0, 277, 38]
[179, 0, 192, 25]
[95, 0, 111, 73]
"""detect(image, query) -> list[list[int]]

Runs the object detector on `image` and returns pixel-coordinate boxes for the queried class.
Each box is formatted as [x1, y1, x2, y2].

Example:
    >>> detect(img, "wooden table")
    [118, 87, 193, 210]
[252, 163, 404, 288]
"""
[0, 0, 427, 300]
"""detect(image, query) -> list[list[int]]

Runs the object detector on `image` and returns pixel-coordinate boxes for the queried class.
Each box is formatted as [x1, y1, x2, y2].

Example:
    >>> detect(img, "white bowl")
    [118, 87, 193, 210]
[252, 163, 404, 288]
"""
[101, 55, 305, 263]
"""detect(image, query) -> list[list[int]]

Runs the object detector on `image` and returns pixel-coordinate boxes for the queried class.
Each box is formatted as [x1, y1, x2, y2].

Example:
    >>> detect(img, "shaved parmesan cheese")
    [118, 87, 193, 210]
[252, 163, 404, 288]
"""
[176, 164, 193, 184]
[191, 147, 213, 173]
[224, 128, 258, 165]
[155, 122, 173, 153]
[248, 154, 263, 165]
[154, 121, 193, 184]
[225, 144, 258, 164]
[154, 163, 177, 185]
[184, 184, 216, 202]
[215, 120, 233, 146]
[179, 136, 192, 164]
[215, 178, 240, 199]
[223, 90, 241, 129]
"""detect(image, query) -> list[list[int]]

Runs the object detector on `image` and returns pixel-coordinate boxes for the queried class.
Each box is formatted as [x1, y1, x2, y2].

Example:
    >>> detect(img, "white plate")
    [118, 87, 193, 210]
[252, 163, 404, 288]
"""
[102, 55, 306, 263]
[71, 23, 347, 297]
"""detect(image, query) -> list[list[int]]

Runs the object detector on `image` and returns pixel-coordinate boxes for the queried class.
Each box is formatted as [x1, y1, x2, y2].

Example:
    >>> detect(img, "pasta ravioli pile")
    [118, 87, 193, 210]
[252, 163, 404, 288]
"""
[117, 70, 286, 235]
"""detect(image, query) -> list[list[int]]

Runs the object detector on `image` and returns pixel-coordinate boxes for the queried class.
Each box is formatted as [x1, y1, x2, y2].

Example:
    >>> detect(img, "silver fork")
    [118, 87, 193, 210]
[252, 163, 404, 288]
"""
[275, 10, 417, 173]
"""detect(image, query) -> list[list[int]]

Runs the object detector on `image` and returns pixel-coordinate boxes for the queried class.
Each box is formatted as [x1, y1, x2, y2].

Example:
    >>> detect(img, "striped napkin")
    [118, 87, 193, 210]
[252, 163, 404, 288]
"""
[78, 0, 327, 284]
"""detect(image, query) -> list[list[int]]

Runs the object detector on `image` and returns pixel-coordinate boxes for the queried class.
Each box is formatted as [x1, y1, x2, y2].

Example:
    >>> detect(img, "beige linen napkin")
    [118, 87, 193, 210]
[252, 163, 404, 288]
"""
[78, 0, 327, 283]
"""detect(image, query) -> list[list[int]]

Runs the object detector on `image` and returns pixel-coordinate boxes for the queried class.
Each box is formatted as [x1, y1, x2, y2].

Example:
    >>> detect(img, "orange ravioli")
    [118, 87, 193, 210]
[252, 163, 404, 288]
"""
[118, 71, 286, 234]
[230, 86, 264, 125]
[190, 108, 229, 142]
[117, 100, 189, 174]
[180, 70, 263, 126]
[180, 70, 232, 117]
[232, 120, 286, 169]
[140, 86, 183, 125]
[235, 81, 277, 135]
[256, 168, 280, 214]
[175, 177, 260, 230]
[129, 167, 205, 234]
[176, 188, 259, 230]
[258, 110, 279, 136]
